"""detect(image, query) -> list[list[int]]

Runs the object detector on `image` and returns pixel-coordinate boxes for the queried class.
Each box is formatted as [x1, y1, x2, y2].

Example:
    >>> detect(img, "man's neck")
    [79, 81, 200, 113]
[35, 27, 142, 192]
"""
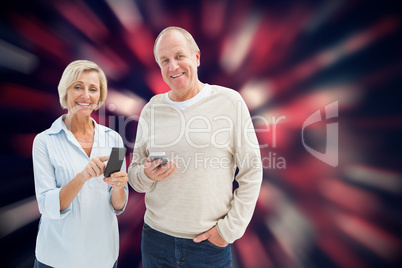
[169, 81, 205, 102]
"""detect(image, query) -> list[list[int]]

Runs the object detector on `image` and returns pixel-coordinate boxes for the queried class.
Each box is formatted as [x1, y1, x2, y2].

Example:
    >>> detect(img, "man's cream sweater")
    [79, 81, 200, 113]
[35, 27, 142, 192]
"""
[128, 85, 262, 243]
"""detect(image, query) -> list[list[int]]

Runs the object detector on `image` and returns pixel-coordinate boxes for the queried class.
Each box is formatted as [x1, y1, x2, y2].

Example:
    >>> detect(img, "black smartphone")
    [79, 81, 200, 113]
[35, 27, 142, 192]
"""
[104, 147, 127, 177]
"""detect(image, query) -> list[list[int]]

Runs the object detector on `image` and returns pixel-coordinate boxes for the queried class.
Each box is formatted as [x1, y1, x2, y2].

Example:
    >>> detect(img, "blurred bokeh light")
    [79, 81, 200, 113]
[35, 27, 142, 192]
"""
[1, 0, 402, 267]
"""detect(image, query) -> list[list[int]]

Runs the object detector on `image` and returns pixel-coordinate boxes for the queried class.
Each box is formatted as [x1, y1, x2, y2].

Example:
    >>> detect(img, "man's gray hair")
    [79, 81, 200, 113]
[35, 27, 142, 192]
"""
[153, 26, 200, 63]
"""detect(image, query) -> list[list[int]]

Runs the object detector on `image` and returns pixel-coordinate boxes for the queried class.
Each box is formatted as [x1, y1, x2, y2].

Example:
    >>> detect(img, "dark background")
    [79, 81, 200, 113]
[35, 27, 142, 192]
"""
[1, 0, 402, 267]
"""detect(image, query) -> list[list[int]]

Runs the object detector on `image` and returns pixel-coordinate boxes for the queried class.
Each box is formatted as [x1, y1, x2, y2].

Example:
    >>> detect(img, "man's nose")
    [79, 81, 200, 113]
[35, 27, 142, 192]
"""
[169, 60, 178, 71]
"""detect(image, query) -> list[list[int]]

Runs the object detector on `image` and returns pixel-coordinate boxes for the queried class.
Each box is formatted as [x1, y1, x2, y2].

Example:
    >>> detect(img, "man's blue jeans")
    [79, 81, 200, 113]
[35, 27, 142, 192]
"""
[141, 223, 232, 268]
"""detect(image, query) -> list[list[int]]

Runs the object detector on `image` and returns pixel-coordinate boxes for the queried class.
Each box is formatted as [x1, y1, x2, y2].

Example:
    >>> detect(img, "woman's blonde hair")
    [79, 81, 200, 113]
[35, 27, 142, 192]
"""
[58, 60, 107, 110]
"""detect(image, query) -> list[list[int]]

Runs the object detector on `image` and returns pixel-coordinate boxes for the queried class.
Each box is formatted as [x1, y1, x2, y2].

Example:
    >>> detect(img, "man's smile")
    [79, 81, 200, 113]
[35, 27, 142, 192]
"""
[171, 72, 184, 78]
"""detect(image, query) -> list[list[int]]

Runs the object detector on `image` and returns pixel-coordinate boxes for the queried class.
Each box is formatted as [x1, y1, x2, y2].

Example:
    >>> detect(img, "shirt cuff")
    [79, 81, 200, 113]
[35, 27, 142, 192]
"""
[42, 188, 71, 219]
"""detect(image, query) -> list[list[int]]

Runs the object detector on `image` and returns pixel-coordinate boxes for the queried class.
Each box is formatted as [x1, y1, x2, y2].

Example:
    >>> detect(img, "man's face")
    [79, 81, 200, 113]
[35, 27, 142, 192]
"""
[155, 30, 200, 94]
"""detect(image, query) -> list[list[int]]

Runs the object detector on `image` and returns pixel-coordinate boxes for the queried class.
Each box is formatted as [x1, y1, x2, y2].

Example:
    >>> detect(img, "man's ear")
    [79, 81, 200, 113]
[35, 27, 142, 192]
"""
[196, 50, 201, 67]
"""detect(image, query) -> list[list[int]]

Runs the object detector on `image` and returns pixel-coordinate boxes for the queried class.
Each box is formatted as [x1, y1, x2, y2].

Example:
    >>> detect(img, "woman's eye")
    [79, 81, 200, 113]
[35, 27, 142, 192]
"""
[74, 86, 81, 89]
[90, 88, 97, 91]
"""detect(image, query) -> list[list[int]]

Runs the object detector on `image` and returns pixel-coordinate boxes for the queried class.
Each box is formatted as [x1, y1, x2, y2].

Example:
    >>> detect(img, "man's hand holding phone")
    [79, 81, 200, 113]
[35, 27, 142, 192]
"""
[144, 152, 177, 181]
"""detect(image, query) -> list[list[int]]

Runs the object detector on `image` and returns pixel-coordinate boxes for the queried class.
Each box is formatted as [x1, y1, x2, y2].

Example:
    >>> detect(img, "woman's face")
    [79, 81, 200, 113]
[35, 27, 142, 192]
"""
[66, 71, 101, 117]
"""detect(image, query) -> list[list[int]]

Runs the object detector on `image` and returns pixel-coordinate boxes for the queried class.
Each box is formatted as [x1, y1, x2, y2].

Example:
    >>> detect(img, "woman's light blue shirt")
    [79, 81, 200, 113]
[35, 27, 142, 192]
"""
[32, 115, 128, 268]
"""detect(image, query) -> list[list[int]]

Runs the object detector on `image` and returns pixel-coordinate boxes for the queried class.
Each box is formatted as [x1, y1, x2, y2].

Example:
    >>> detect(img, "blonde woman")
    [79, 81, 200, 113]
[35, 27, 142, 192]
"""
[32, 60, 128, 268]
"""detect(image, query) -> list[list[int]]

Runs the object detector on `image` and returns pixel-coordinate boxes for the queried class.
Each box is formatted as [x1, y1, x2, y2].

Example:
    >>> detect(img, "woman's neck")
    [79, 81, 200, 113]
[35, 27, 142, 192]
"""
[64, 113, 94, 135]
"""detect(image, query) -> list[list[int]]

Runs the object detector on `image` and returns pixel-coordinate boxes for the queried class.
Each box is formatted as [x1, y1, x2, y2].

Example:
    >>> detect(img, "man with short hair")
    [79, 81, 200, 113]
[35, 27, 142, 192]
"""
[128, 26, 262, 267]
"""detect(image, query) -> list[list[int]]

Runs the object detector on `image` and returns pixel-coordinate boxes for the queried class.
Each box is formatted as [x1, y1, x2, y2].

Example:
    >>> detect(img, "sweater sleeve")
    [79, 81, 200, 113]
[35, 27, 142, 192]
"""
[216, 93, 263, 243]
[128, 104, 157, 193]
[32, 133, 72, 219]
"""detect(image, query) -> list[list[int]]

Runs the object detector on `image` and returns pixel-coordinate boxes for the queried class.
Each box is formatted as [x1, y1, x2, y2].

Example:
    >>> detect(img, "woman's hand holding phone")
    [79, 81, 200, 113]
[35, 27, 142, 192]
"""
[80, 156, 109, 181]
[103, 171, 128, 190]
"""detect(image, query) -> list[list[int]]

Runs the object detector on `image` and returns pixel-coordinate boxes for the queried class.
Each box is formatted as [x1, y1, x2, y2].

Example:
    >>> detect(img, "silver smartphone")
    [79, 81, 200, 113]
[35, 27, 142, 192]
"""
[149, 152, 168, 168]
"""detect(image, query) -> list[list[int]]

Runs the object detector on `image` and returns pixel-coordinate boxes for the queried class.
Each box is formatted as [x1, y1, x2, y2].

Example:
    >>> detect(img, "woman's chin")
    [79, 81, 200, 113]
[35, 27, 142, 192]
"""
[69, 107, 94, 117]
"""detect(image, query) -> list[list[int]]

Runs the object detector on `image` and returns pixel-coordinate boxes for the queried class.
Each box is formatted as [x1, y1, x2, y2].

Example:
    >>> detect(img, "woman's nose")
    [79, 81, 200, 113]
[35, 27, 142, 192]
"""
[82, 88, 90, 98]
